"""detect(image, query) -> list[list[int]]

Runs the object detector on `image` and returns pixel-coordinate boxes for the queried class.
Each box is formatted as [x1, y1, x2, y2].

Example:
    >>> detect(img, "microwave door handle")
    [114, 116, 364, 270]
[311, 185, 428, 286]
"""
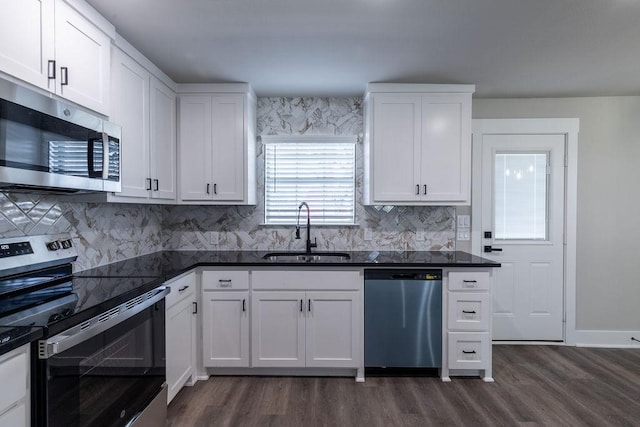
[87, 135, 97, 177]
[102, 132, 109, 179]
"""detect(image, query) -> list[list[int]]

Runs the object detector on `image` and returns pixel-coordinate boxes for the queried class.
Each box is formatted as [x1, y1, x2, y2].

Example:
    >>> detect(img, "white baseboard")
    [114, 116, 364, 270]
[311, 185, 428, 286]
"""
[573, 330, 640, 348]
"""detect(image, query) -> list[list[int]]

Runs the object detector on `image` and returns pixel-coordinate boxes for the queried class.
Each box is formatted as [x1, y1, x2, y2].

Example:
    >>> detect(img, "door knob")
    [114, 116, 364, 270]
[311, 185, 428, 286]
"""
[484, 245, 503, 253]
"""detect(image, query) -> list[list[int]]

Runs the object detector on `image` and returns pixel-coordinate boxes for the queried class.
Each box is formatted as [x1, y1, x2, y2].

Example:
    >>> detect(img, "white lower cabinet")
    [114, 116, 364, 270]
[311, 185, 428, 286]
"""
[165, 273, 197, 404]
[0, 344, 29, 427]
[442, 270, 493, 382]
[202, 271, 250, 368]
[251, 270, 362, 370]
[251, 290, 360, 369]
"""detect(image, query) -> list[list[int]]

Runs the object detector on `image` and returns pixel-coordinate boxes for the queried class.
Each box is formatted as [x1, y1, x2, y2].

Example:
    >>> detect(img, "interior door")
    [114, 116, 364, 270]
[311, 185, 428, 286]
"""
[480, 134, 565, 341]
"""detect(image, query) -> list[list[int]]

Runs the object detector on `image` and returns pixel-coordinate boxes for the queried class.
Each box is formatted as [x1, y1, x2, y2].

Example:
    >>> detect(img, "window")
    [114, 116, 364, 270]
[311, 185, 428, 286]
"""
[263, 135, 356, 225]
[494, 152, 549, 240]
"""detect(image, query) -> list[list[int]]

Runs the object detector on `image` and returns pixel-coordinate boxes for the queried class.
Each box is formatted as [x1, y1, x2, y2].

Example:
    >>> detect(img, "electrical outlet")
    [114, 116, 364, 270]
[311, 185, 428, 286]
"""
[457, 229, 470, 241]
[209, 232, 219, 245]
[364, 228, 373, 241]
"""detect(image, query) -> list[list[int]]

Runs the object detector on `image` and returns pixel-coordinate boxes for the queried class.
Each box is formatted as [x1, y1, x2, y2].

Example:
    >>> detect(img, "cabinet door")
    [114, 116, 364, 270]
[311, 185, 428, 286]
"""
[0, 0, 54, 90]
[420, 94, 471, 203]
[178, 95, 213, 201]
[0, 401, 27, 427]
[166, 295, 195, 404]
[54, 0, 110, 115]
[305, 291, 360, 368]
[110, 49, 151, 199]
[150, 77, 177, 200]
[211, 94, 245, 201]
[202, 291, 249, 367]
[371, 94, 422, 203]
[251, 291, 305, 368]
[0, 344, 29, 427]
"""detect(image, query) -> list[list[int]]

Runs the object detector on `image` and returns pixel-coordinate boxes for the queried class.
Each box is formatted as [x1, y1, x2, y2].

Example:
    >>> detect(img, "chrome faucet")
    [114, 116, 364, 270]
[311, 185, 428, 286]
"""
[296, 202, 317, 254]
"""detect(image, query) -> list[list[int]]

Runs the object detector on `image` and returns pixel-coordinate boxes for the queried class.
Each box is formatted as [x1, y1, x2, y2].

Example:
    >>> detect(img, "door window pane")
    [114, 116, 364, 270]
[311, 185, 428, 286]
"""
[494, 152, 548, 240]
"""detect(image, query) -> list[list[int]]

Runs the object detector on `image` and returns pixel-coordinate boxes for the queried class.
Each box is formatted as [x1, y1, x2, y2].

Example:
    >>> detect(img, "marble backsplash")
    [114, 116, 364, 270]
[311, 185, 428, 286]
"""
[0, 192, 164, 272]
[163, 97, 456, 252]
[0, 96, 455, 272]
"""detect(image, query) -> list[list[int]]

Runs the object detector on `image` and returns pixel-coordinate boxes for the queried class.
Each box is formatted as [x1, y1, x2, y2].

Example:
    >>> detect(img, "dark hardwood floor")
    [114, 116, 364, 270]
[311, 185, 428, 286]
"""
[167, 346, 640, 426]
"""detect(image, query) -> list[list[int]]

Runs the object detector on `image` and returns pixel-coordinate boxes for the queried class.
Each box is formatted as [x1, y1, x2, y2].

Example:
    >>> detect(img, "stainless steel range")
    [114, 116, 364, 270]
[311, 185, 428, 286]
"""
[0, 234, 168, 427]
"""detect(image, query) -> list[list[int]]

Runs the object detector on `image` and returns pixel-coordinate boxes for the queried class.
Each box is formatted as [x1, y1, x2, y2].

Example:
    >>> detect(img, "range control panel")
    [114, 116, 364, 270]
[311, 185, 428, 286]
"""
[0, 234, 77, 277]
[0, 241, 34, 258]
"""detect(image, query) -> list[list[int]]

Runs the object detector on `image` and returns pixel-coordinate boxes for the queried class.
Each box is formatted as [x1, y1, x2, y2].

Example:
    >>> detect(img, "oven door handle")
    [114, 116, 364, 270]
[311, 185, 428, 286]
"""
[38, 285, 169, 359]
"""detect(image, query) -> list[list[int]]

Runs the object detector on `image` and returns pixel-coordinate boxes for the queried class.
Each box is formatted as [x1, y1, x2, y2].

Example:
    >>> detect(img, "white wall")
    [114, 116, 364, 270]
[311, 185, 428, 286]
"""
[474, 96, 640, 332]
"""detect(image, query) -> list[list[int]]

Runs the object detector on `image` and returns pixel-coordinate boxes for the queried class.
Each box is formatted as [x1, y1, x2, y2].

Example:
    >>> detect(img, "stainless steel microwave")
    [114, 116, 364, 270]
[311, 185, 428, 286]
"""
[0, 78, 121, 193]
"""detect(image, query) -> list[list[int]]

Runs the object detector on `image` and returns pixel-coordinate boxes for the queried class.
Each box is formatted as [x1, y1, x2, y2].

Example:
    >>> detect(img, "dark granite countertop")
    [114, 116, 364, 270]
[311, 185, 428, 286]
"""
[1, 250, 499, 355]
[75, 250, 500, 282]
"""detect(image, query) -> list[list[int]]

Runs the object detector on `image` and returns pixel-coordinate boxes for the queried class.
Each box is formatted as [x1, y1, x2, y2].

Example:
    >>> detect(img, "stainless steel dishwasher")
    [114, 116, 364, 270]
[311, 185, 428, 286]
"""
[364, 269, 442, 369]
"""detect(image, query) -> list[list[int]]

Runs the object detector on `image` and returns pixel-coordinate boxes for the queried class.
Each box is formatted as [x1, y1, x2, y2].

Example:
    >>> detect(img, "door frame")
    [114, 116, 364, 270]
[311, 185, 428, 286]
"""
[471, 118, 579, 344]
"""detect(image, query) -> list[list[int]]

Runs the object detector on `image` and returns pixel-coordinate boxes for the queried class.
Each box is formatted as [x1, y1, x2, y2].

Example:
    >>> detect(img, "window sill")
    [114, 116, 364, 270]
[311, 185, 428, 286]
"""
[259, 223, 360, 228]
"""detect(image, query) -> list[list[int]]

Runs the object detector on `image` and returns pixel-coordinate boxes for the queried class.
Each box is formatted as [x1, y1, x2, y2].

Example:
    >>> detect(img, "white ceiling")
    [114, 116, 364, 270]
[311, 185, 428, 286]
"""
[86, 0, 640, 98]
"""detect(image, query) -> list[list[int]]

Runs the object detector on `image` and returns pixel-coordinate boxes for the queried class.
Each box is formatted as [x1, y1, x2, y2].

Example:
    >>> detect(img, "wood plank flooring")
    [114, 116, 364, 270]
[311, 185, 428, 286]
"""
[167, 346, 640, 426]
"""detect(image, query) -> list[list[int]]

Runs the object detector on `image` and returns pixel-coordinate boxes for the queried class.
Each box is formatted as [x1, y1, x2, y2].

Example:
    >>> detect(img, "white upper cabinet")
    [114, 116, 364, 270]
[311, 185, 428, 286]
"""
[110, 49, 150, 199]
[107, 48, 176, 203]
[178, 84, 256, 205]
[0, 0, 112, 115]
[0, 0, 54, 91]
[364, 84, 474, 205]
[150, 76, 177, 200]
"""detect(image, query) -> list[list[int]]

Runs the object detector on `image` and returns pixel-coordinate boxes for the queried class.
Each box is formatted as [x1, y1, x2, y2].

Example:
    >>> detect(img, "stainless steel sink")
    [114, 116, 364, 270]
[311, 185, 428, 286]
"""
[263, 252, 351, 262]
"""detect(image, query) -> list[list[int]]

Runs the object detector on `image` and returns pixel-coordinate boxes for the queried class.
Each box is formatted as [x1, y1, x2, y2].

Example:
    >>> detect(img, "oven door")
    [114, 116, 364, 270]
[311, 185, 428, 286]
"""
[34, 288, 168, 427]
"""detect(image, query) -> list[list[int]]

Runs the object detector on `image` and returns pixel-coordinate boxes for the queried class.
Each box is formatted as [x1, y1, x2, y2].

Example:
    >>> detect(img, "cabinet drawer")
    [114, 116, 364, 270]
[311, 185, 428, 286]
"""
[252, 270, 360, 291]
[0, 345, 28, 412]
[448, 271, 489, 291]
[448, 292, 490, 331]
[447, 332, 490, 369]
[165, 273, 196, 309]
[202, 270, 249, 290]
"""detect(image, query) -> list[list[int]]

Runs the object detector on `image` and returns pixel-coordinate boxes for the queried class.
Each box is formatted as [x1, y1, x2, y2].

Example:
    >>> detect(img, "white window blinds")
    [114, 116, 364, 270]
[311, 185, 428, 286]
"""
[263, 135, 356, 225]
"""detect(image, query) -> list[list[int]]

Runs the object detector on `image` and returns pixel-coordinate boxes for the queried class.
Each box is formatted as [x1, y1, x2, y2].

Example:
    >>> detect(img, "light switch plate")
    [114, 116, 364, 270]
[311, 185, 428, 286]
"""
[416, 230, 425, 241]
[457, 215, 470, 228]
[364, 228, 373, 241]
